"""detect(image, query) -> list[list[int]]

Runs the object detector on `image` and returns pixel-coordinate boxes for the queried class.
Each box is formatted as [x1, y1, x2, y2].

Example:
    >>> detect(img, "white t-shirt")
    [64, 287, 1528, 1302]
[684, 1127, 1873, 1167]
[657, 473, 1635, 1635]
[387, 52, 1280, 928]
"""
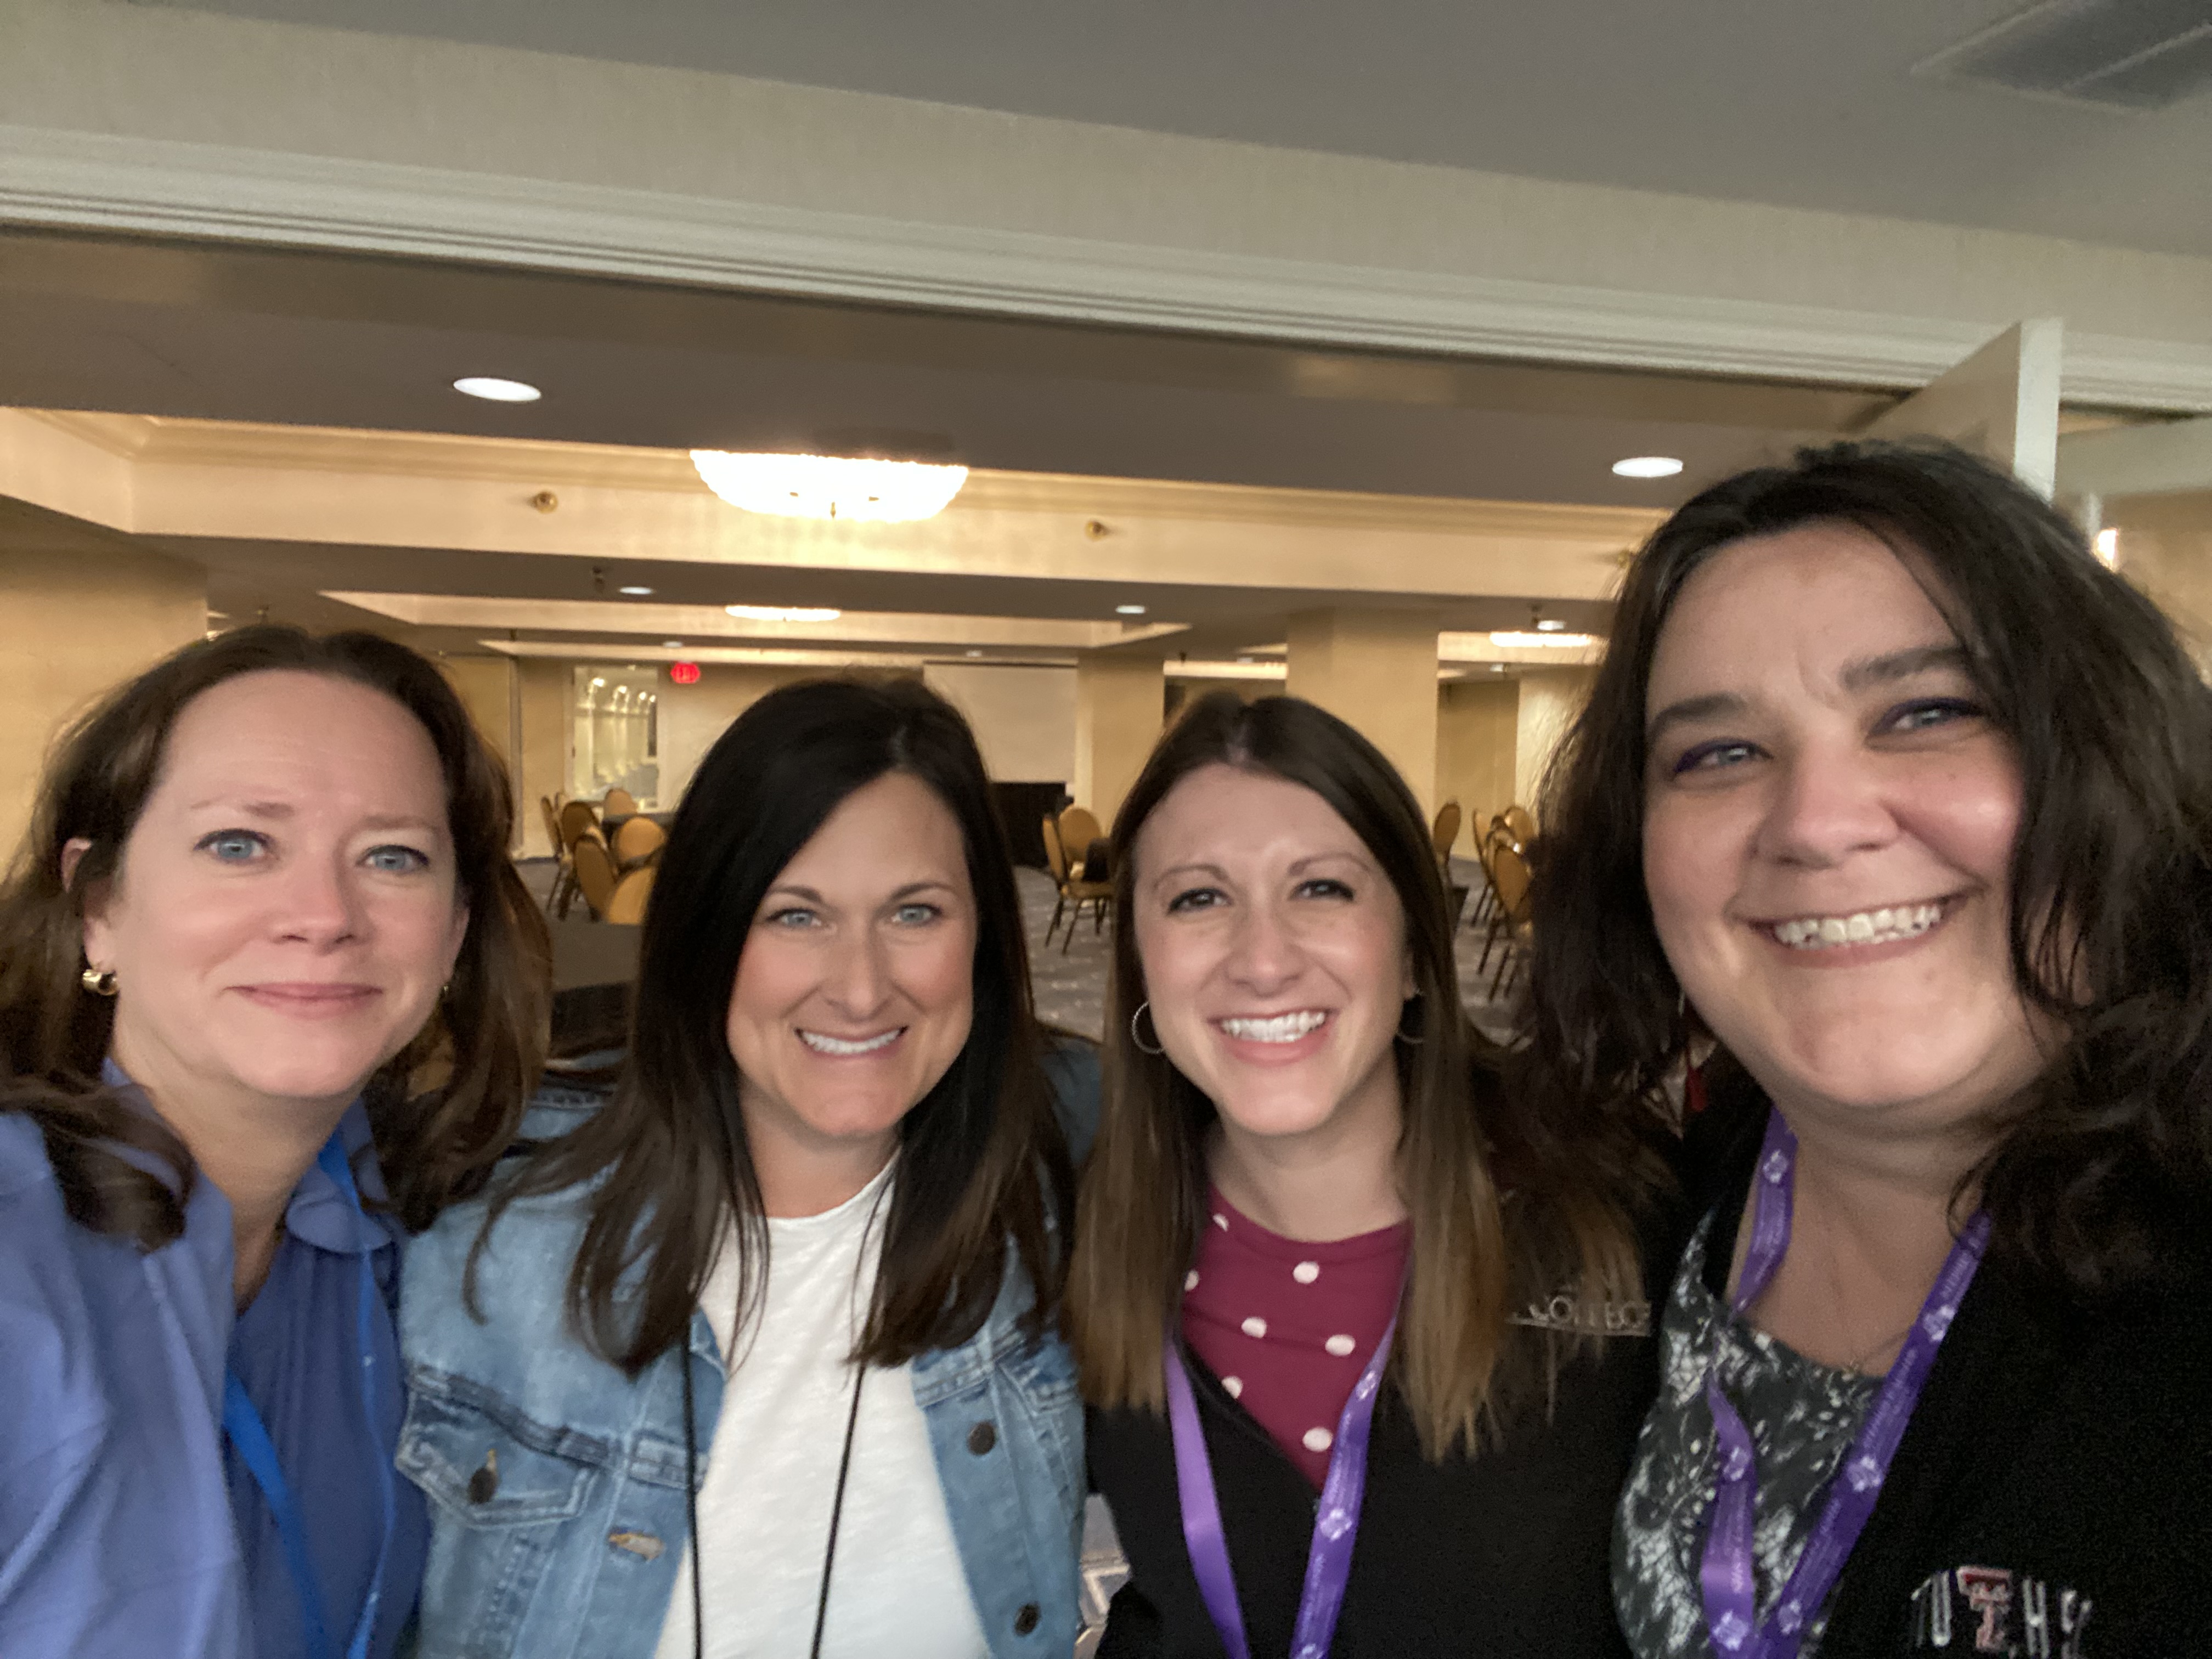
[652, 1161, 990, 1659]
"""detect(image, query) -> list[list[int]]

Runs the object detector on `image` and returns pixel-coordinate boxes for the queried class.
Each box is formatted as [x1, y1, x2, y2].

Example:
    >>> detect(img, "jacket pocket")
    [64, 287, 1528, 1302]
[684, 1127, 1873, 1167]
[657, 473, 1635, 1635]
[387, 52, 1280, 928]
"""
[399, 1368, 601, 1525]
[399, 1367, 615, 1658]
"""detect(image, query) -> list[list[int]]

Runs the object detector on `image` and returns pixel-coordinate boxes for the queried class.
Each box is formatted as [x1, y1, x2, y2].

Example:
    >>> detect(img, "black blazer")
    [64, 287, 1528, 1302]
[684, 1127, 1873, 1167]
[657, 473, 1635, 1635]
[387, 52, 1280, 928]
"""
[1087, 1202, 1691, 1658]
[1687, 1098, 2212, 1659]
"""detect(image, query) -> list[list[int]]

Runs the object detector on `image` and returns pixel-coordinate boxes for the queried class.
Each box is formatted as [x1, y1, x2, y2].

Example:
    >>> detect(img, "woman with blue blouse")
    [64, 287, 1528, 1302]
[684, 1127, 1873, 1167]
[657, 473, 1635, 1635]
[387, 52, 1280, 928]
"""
[0, 627, 548, 1658]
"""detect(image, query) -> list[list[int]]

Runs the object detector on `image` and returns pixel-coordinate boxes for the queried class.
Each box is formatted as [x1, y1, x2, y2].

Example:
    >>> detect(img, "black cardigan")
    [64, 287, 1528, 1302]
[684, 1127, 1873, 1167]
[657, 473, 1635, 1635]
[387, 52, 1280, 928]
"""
[1688, 1099, 2212, 1659]
[1088, 1206, 1691, 1658]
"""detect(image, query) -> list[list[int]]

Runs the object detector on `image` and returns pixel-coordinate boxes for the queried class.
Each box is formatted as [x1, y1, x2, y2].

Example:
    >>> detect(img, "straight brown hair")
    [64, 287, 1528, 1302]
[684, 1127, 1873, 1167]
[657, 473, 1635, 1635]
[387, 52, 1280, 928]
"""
[495, 676, 1075, 1375]
[0, 626, 552, 1245]
[1068, 693, 1663, 1457]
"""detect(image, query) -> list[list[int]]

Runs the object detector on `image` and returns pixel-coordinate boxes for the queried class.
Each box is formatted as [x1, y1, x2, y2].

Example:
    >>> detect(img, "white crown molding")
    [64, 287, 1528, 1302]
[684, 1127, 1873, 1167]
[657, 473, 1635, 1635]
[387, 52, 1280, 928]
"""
[5, 123, 2210, 411]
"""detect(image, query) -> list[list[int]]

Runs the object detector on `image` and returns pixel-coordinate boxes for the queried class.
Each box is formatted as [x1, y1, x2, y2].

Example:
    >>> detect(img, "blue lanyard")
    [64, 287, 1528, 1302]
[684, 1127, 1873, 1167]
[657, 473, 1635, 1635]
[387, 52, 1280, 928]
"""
[221, 1133, 397, 1659]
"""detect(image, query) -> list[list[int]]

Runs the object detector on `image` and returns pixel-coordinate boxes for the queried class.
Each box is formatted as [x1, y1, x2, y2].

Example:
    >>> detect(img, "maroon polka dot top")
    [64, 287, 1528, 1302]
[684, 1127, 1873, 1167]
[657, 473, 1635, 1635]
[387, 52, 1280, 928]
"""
[1180, 1187, 1411, 1489]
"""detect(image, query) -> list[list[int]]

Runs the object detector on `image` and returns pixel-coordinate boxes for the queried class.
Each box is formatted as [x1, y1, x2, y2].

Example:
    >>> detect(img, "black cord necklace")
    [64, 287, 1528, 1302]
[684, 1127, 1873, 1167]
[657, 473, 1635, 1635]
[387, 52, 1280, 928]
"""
[679, 1315, 870, 1658]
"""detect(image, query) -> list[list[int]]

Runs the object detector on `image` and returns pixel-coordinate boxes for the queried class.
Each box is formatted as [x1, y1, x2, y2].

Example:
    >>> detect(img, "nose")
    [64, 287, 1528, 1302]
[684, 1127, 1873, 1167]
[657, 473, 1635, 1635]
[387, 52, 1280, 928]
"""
[272, 850, 365, 947]
[1754, 738, 1899, 871]
[1222, 897, 1307, 995]
[819, 924, 894, 1019]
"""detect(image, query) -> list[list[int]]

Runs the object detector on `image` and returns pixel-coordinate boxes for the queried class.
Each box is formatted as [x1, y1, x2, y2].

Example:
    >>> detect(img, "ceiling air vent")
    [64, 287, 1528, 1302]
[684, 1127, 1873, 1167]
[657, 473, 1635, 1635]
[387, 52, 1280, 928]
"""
[1916, 0, 2212, 111]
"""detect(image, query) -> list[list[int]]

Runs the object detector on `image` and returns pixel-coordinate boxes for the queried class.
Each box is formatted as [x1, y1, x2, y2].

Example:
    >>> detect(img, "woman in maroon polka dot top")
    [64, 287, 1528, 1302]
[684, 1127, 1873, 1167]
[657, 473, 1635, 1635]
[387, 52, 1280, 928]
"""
[1070, 693, 1683, 1658]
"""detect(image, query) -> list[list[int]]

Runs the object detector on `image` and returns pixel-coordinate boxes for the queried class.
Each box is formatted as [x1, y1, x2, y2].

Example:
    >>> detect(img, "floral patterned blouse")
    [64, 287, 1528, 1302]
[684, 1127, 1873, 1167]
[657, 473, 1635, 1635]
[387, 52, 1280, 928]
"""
[1613, 1214, 1879, 1659]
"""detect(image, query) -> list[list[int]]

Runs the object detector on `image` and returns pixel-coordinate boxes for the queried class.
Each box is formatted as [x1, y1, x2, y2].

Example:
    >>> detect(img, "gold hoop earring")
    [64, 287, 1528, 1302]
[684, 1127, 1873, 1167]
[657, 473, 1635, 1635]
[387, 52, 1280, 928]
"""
[1130, 1001, 1165, 1056]
[80, 966, 117, 997]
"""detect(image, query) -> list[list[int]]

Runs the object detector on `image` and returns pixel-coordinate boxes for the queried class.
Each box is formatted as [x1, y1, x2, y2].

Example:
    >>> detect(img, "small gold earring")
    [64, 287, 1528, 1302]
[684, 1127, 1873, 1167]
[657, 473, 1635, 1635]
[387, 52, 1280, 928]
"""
[80, 966, 117, 997]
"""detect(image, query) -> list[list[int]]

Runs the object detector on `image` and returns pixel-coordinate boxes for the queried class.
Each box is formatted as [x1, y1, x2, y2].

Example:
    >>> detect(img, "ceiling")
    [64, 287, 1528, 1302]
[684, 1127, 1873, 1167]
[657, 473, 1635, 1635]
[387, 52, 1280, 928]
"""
[0, 229, 1886, 507]
[125, 0, 2212, 259]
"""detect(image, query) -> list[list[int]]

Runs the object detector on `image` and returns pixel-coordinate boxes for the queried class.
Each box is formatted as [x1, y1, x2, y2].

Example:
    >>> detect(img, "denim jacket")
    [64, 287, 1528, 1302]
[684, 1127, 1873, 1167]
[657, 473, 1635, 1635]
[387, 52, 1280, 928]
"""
[397, 1048, 1098, 1659]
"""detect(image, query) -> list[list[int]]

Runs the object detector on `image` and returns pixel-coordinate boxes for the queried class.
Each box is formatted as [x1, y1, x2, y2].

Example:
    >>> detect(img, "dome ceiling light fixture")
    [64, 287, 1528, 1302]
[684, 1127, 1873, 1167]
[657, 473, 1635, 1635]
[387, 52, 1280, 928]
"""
[1612, 455, 1684, 479]
[725, 604, 843, 623]
[453, 376, 542, 403]
[1491, 603, 1601, 651]
[691, 446, 969, 523]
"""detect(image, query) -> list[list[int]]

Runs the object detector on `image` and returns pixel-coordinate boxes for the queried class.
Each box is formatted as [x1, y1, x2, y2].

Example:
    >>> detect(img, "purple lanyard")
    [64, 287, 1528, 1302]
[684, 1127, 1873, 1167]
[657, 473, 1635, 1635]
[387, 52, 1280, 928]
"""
[1700, 1110, 1990, 1659]
[1165, 1314, 1397, 1659]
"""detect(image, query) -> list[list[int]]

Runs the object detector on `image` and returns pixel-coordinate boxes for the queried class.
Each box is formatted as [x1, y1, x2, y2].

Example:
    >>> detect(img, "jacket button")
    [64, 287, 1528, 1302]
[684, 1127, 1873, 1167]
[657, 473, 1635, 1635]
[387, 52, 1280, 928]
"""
[467, 1447, 500, 1504]
[967, 1420, 997, 1455]
[1014, 1604, 1040, 1635]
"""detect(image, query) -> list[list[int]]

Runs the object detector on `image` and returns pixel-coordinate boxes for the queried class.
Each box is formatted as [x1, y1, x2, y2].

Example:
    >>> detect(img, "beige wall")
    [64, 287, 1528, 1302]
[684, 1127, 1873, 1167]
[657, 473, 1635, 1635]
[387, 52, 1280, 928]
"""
[1435, 678, 1520, 851]
[2112, 493, 2212, 674]
[435, 653, 523, 851]
[512, 657, 570, 856]
[1286, 608, 1441, 811]
[1513, 666, 1598, 820]
[655, 664, 826, 807]
[1074, 654, 1164, 829]
[924, 663, 1077, 784]
[0, 503, 204, 852]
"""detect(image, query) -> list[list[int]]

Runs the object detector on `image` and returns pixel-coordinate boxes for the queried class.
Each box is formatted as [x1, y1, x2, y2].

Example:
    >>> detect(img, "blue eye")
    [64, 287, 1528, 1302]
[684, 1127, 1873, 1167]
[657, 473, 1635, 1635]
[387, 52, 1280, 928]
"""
[891, 902, 941, 926]
[364, 844, 431, 874]
[764, 907, 819, 929]
[199, 830, 267, 863]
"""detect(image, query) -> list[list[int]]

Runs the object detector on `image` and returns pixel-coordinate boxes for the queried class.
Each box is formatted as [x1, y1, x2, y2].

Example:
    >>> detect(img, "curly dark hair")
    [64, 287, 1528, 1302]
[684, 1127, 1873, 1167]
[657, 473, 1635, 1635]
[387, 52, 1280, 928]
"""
[1516, 439, 2212, 1299]
[0, 626, 551, 1247]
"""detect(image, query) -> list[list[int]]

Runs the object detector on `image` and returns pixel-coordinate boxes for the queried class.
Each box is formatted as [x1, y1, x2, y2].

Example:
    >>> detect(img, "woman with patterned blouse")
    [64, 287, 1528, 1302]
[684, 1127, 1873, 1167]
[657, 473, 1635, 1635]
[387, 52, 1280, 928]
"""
[1516, 441, 2212, 1659]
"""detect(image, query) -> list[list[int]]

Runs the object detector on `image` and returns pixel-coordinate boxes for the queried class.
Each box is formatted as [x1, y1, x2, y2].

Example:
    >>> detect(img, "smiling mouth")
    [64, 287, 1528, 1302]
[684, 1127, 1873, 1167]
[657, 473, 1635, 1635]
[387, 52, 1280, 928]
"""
[1215, 1010, 1330, 1043]
[1763, 898, 1954, 951]
[798, 1028, 905, 1057]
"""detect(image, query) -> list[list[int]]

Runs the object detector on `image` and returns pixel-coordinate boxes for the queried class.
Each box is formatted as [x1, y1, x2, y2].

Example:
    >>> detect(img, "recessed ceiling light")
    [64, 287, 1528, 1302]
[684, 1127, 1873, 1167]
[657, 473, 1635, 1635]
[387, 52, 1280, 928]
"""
[453, 376, 542, 403]
[966, 650, 985, 658]
[1236, 656, 1255, 664]
[1116, 603, 1147, 616]
[1491, 629, 1602, 649]
[692, 451, 967, 522]
[726, 605, 843, 623]
[1491, 664, 1506, 672]
[619, 585, 654, 596]
[1612, 455, 1684, 479]
[1536, 619, 1565, 632]
[663, 640, 683, 647]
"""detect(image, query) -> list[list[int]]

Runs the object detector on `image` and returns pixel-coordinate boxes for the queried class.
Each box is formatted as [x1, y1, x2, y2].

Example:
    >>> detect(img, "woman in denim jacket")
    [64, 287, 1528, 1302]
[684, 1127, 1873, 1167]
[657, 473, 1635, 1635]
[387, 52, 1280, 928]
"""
[399, 679, 1094, 1658]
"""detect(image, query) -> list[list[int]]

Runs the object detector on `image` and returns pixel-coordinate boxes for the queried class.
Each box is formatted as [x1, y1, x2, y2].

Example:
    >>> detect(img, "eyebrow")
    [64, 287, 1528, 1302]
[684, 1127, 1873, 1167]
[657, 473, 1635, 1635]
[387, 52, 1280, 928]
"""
[1645, 644, 1971, 745]
[1146, 849, 1372, 892]
[764, 879, 958, 906]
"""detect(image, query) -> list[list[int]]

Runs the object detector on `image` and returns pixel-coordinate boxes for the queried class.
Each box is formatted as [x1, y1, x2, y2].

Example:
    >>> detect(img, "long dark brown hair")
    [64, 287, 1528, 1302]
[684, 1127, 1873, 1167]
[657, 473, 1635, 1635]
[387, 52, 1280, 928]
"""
[1068, 693, 1662, 1457]
[500, 676, 1075, 1375]
[0, 625, 551, 1246]
[1519, 439, 2212, 1296]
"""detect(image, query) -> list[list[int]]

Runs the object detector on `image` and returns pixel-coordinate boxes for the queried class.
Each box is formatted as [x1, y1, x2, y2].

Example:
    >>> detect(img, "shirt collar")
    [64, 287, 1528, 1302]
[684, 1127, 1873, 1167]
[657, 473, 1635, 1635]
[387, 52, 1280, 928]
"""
[100, 1058, 396, 1258]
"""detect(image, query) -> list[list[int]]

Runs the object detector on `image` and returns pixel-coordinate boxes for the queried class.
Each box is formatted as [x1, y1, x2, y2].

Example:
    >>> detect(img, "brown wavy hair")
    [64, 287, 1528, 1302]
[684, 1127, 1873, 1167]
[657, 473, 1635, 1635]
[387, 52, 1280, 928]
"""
[1517, 439, 2212, 1297]
[494, 676, 1075, 1375]
[0, 625, 551, 1246]
[1068, 693, 1663, 1457]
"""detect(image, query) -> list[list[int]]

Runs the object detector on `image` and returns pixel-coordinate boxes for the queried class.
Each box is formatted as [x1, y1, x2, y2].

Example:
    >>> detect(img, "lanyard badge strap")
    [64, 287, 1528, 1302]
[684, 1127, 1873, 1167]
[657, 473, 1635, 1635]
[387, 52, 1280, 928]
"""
[222, 1132, 396, 1659]
[1700, 1110, 1990, 1659]
[1165, 1312, 1398, 1659]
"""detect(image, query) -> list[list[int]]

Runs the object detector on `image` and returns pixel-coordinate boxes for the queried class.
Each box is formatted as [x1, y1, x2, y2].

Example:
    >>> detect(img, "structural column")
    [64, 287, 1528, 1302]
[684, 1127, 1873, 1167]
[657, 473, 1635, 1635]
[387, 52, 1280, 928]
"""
[0, 503, 205, 850]
[1073, 652, 1163, 831]
[1284, 608, 1440, 811]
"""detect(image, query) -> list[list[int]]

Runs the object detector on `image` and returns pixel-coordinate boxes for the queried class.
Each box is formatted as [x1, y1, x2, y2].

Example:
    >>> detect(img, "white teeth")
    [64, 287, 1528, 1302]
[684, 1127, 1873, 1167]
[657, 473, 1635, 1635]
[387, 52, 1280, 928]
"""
[799, 1028, 902, 1056]
[1771, 903, 1945, 951]
[1217, 1011, 1328, 1043]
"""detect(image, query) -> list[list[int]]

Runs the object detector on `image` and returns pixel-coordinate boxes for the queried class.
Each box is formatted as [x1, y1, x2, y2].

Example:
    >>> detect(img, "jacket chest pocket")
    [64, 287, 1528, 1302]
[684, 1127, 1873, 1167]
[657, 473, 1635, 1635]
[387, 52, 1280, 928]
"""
[399, 1374, 600, 1526]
